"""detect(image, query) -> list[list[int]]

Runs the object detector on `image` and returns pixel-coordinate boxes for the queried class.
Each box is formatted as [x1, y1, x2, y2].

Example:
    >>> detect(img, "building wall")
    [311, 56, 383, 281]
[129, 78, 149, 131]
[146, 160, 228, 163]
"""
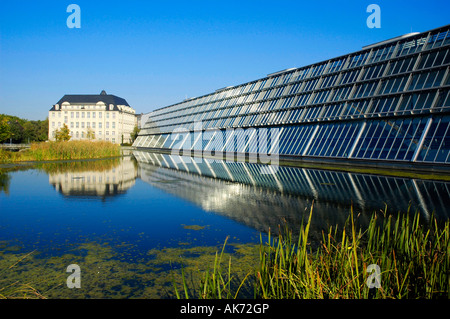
[134, 25, 450, 167]
[49, 102, 137, 144]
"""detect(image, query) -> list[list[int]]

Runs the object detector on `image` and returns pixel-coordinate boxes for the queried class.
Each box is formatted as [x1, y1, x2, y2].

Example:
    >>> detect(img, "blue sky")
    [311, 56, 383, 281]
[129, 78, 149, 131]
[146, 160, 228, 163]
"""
[0, 0, 449, 120]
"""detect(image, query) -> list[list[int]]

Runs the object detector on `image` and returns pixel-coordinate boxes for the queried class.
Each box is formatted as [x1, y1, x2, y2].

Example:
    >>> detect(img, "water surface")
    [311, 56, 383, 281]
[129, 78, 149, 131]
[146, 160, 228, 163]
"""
[0, 153, 449, 298]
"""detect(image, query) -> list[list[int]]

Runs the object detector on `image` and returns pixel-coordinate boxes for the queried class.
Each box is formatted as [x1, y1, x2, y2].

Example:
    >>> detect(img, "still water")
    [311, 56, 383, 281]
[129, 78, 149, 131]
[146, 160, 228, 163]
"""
[1, 151, 449, 298]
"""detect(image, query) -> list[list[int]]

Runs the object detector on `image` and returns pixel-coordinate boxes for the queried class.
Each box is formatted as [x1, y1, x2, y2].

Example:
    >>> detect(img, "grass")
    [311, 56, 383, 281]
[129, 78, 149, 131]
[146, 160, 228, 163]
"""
[175, 206, 450, 299]
[0, 141, 121, 163]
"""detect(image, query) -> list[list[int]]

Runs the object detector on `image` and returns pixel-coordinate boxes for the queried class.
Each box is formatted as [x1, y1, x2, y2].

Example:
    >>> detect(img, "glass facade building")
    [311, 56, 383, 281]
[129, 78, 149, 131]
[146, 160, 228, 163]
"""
[134, 24, 450, 170]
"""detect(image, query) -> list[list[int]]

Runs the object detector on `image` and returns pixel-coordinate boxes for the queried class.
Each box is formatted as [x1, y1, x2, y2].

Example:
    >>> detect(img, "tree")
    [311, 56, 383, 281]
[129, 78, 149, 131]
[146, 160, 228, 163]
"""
[131, 125, 140, 143]
[36, 118, 49, 141]
[54, 124, 71, 141]
[0, 114, 11, 143]
[8, 118, 25, 143]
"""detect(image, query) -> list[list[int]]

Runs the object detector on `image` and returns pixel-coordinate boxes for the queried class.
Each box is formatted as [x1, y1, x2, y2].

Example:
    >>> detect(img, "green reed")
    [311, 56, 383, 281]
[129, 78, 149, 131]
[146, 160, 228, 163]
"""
[0, 141, 121, 163]
[174, 237, 253, 299]
[176, 206, 449, 299]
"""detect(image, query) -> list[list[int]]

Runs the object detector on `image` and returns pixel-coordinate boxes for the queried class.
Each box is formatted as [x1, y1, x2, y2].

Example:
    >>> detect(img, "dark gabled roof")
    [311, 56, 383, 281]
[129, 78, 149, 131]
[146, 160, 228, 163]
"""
[50, 90, 130, 111]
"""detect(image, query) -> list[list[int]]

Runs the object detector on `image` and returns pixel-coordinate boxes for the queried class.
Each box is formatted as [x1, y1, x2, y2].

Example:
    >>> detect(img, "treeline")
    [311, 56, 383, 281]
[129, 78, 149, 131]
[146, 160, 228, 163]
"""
[0, 114, 48, 144]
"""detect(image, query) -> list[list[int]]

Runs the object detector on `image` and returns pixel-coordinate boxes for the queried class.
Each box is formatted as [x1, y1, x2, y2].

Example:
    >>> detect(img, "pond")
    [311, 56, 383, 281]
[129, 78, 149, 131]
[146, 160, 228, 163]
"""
[0, 151, 449, 298]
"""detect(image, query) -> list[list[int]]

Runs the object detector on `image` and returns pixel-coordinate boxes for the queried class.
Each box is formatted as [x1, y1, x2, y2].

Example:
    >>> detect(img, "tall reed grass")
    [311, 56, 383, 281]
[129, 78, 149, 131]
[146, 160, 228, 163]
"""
[175, 206, 449, 299]
[0, 141, 121, 163]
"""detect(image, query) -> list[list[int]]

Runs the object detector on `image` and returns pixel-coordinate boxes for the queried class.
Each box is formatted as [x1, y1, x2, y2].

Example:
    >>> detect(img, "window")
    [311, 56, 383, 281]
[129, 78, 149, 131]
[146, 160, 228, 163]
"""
[415, 116, 450, 163]
[386, 56, 416, 75]
[331, 86, 352, 101]
[327, 58, 346, 73]
[320, 75, 338, 88]
[398, 92, 436, 112]
[361, 63, 386, 81]
[306, 122, 359, 157]
[99, 112, 102, 118]
[353, 118, 427, 161]
[417, 49, 450, 69]
[349, 52, 369, 68]
[397, 37, 427, 56]
[370, 96, 401, 115]
[368, 45, 395, 63]
[339, 69, 361, 85]
[408, 69, 446, 91]
[311, 90, 331, 104]
[378, 75, 409, 95]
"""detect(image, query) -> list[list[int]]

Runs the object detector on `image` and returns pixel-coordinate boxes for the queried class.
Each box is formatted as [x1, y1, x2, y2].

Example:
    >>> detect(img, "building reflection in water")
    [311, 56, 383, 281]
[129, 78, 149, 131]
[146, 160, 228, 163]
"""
[45, 151, 449, 237]
[48, 157, 138, 200]
[133, 150, 450, 238]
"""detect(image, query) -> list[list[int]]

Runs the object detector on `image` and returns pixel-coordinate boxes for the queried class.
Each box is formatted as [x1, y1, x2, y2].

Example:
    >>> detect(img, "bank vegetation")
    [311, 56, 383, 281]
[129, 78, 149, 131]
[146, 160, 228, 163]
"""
[0, 140, 121, 163]
[176, 207, 450, 299]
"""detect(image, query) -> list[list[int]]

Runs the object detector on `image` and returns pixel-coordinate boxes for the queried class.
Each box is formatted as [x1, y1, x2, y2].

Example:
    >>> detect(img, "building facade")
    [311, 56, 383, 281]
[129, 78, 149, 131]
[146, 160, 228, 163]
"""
[49, 90, 137, 144]
[134, 25, 450, 170]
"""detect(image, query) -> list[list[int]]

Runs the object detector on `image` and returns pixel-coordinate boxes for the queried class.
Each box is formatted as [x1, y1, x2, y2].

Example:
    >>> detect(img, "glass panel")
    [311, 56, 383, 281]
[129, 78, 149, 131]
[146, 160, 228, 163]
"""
[416, 117, 450, 163]
[435, 89, 450, 109]
[386, 56, 416, 75]
[349, 52, 369, 68]
[409, 69, 446, 91]
[354, 81, 378, 98]
[371, 96, 400, 115]
[331, 86, 352, 101]
[362, 63, 387, 80]
[339, 69, 361, 85]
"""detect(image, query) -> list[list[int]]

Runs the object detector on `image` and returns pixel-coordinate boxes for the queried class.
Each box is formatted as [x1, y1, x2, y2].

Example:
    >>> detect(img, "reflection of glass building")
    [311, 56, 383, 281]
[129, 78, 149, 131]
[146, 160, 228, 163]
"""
[134, 25, 450, 170]
[49, 157, 138, 199]
[134, 151, 450, 236]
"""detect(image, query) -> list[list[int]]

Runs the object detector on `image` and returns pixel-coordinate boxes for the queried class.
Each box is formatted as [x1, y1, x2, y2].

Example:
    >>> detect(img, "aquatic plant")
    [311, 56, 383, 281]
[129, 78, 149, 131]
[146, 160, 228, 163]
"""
[176, 206, 450, 299]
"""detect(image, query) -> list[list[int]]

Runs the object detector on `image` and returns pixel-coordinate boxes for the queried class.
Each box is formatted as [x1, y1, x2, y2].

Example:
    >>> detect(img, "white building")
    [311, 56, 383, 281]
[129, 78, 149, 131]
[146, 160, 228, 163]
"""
[49, 90, 137, 144]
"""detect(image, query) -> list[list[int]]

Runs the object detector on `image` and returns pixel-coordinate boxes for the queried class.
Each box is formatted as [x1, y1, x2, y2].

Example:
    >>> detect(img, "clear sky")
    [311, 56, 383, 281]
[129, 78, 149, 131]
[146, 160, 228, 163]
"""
[0, 0, 449, 120]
